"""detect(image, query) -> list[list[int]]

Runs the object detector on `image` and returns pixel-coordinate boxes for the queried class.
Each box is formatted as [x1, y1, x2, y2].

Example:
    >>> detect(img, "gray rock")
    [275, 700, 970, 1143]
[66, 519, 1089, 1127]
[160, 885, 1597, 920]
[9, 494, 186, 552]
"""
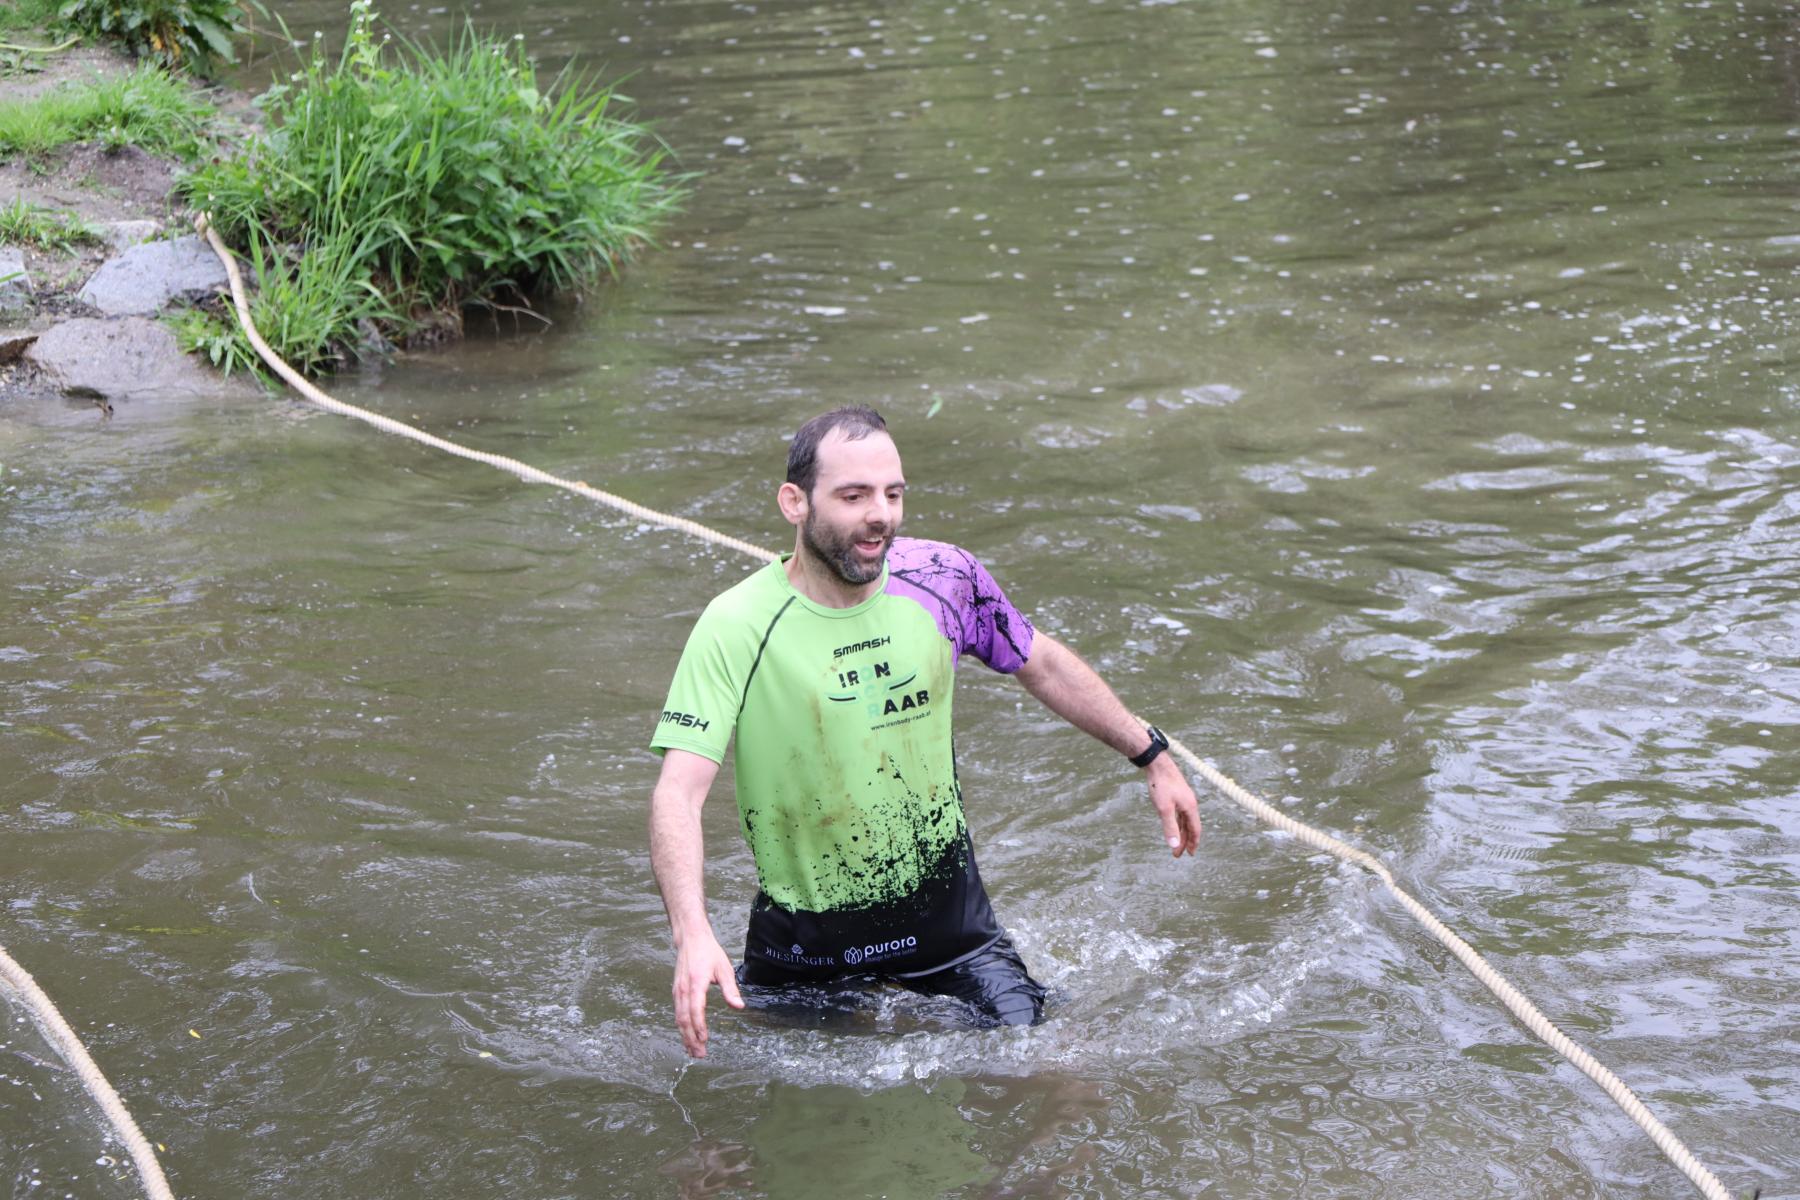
[0, 328, 37, 365]
[23, 317, 248, 401]
[0, 247, 30, 309]
[76, 235, 228, 316]
[99, 220, 162, 253]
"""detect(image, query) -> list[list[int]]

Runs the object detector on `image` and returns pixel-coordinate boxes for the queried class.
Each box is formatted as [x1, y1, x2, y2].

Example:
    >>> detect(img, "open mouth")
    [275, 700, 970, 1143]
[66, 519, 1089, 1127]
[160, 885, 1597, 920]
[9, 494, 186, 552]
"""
[854, 534, 888, 555]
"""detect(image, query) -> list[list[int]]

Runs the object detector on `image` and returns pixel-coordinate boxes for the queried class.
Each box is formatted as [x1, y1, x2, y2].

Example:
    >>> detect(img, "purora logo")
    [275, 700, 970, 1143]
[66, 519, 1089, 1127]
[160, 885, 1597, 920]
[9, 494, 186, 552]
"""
[842, 936, 917, 967]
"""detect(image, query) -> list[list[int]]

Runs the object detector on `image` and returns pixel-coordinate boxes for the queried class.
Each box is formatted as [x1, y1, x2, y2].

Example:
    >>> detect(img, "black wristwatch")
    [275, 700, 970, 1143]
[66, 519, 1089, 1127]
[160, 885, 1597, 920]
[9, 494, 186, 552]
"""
[1129, 724, 1169, 769]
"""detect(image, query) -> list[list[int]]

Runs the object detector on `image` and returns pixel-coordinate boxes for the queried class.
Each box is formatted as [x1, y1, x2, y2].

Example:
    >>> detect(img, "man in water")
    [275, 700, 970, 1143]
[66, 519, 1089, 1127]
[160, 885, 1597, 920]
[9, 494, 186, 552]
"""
[649, 406, 1202, 1057]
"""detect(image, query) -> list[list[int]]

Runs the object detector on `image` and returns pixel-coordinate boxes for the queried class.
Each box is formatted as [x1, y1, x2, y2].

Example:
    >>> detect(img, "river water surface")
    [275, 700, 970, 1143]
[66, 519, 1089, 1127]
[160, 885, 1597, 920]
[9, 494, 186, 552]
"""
[4, 0, 1798, 1196]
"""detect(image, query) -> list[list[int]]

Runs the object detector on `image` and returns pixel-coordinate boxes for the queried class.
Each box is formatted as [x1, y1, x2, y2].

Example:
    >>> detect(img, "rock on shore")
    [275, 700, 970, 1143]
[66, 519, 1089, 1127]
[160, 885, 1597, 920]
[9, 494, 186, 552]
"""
[0, 46, 258, 406]
[77, 235, 229, 316]
[22, 317, 245, 401]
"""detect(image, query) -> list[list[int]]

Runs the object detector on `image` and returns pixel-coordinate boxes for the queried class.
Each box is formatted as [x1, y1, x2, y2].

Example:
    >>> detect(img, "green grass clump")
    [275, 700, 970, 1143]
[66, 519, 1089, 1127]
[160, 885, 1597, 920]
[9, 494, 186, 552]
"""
[173, 211, 404, 379]
[0, 62, 216, 158]
[56, 0, 251, 71]
[0, 196, 104, 250]
[183, 0, 681, 374]
[0, 0, 69, 38]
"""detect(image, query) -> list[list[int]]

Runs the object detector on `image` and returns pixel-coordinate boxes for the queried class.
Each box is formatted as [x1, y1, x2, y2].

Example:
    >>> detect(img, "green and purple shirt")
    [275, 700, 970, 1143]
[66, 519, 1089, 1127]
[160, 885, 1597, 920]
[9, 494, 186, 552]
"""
[651, 537, 1034, 975]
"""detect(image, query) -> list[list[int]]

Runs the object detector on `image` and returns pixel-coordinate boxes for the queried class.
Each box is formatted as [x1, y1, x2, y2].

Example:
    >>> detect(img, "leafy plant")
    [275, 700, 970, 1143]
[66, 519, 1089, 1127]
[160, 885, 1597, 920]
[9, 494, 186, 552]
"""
[0, 62, 215, 159]
[55, 0, 252, 71]
[165, 304, 263, 379]
[183, 0, 682, 373]
[0, 196, 103, 251]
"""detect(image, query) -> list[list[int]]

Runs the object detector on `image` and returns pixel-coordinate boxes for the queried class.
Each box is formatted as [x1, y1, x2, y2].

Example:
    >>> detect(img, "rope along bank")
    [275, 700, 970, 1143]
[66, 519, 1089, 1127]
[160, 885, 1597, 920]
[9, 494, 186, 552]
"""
[0, 213, 1744, 1200]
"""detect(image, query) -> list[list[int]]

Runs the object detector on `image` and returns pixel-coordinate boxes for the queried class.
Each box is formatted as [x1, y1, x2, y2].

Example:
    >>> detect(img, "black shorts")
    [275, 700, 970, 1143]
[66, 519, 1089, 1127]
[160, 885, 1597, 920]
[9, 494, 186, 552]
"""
[737, 934, 1047, 1027]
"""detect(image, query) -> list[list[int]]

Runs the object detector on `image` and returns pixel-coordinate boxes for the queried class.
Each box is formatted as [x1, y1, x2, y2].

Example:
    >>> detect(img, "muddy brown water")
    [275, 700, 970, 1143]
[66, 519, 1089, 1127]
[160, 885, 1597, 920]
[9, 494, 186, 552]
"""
[4, 0, 1799, 1196]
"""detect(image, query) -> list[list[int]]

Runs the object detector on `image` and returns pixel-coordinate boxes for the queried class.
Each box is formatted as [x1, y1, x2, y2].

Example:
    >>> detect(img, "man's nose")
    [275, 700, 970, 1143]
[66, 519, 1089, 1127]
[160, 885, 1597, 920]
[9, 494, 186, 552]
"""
[866, 494, 894, 528]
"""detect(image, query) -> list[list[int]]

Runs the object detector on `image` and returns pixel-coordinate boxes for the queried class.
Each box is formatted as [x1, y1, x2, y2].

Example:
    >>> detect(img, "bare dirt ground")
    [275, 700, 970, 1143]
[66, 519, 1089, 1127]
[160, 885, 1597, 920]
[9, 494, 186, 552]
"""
[0, 45, 253, 319]
[0, 44, 126, 103]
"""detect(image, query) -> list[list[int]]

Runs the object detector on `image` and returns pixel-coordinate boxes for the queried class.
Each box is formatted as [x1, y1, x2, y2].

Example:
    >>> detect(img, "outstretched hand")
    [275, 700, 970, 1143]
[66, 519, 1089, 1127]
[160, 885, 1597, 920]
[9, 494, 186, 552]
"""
[672, 930, 745, 1058]
[1147, 756, 1202, 856]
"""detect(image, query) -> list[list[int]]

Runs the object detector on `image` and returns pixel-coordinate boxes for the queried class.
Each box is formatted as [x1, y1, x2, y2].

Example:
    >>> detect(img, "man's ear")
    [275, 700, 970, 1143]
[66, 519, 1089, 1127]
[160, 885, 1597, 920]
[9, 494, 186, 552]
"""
[777, 481, 808, 527]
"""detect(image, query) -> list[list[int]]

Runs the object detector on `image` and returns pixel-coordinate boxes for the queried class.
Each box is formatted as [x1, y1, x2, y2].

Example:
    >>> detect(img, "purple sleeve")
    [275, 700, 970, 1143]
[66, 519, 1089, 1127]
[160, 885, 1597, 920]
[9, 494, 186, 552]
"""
[885, 538, 1035, 672]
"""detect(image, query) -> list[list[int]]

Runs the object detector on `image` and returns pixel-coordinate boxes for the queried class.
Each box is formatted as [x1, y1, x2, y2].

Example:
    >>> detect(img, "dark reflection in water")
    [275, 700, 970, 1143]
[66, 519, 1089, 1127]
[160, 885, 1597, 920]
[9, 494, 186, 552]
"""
[4, 0, 1798, 1197]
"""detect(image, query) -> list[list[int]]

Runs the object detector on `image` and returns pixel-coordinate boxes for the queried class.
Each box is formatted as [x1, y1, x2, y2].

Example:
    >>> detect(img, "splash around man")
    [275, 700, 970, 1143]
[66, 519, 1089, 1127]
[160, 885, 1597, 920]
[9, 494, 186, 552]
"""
[649, 406, 1202, 1057]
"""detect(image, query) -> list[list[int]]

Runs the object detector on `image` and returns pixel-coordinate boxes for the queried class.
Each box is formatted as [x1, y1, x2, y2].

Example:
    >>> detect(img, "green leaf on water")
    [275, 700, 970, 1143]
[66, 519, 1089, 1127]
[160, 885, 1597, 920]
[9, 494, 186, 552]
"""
[926, 395, 944, 419]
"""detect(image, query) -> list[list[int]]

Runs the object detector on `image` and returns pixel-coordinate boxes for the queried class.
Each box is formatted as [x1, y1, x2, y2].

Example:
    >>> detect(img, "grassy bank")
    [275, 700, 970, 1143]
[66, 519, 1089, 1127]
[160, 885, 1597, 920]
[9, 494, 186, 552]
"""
[180, 1, 680, 376]
[0, 45, 237, 321]
[0, 61, 215, 158]
[0, 0, 67, 39]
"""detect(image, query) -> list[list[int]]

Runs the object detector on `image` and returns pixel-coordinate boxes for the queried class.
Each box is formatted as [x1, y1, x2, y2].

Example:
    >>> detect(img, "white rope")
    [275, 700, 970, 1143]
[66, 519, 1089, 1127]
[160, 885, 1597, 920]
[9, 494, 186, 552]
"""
[1164, 740, 1733, 1200]
[0, 946, 176, 1200]
[192, 214, 1735, 1200]
[192, 216, 777, 564]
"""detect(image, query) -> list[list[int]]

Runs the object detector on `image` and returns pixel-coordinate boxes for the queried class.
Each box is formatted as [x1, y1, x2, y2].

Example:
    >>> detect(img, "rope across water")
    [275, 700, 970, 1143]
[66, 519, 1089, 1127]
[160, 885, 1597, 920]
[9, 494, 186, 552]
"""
[5, 213, 1726, 1200]
[1169, 745, 1735, 1200]
[0, 948, 175, 1200]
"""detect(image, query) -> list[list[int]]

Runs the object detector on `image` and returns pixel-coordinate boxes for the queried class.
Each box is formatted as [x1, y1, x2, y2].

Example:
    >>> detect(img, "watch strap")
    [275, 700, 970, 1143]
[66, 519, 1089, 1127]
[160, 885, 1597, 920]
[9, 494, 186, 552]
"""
[1129, 725, 1168, 769]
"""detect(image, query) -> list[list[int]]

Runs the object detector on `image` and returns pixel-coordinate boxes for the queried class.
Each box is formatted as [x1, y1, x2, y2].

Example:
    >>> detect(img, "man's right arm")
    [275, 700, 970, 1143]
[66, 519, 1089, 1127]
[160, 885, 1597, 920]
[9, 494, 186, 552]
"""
[649, 747, 744, 1058]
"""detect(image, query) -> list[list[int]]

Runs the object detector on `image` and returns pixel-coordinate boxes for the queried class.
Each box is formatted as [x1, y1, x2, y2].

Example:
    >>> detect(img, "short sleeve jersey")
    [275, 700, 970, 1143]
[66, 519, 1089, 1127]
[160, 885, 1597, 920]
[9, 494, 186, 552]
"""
[651, 537, 1034, 975]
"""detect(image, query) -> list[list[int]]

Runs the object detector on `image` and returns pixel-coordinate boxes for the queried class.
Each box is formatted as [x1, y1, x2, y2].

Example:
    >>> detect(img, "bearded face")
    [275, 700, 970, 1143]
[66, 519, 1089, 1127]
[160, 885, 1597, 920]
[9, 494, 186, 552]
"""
[801, 502, 896, 586]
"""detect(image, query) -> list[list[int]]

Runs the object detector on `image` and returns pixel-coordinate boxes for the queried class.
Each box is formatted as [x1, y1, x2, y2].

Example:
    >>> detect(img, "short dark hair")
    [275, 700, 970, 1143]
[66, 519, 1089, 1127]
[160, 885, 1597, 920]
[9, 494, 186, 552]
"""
[786, 405, 888, 495]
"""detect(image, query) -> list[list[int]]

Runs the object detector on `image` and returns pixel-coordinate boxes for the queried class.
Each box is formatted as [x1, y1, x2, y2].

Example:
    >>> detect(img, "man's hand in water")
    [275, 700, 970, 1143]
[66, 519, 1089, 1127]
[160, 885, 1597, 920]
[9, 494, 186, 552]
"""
[672, 929, 744, 1058]
[1147, 754, 1202, 857]
[649, 748, 741, 1058]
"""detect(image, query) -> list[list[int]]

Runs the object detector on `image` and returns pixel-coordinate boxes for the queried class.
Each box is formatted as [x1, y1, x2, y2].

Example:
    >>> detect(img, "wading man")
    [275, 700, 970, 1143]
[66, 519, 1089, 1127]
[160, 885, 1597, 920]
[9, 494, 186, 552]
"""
[649, 406, 1202, 1057]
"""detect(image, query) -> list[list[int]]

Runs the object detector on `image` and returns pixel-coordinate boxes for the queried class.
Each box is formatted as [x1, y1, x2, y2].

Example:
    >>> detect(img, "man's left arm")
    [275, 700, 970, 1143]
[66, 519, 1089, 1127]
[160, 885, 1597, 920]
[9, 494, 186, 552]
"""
[1013, 631, 1202, 857]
